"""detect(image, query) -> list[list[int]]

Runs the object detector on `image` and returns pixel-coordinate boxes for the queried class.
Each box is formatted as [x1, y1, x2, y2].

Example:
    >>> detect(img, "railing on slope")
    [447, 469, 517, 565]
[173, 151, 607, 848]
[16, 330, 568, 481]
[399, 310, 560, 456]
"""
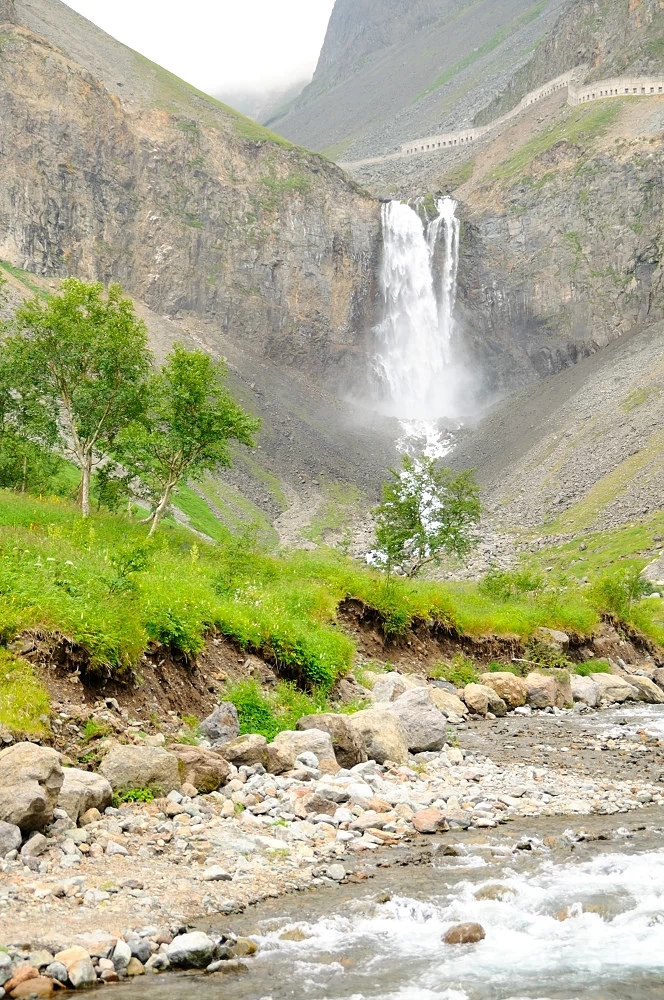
[339, 72, 664, 169]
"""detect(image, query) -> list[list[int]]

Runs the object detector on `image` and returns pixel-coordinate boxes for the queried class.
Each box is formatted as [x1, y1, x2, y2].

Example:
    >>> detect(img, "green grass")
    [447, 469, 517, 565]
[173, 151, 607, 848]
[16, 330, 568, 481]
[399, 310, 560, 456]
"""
[303, 483, 363, 546]
[489, 101, 623, 183]
[440, 159, 475, 189]
[621, 386, 662, 414]
[0, 649, 50, 735]
[414, 1, 546, 103]
[224, 678, 329, 740]
[1, 487, 663, 701]
[0, 260, 49, 300]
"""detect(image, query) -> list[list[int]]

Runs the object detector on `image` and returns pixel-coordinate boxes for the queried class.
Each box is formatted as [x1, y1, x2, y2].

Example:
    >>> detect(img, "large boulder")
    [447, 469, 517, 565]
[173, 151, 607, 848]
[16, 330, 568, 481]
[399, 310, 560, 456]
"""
[199, 703, 240, 746]
[266, 729, 338, 775]
[384, 688, 447, 752]
[653, 667, 664, 692]
[57, 768, 113, 824]
[463, 684, 507, 718]
[216, 734, 268, 767]
[591, 673, 639, 705]
[347, 708, 409, 765]
[169, 745, 231, 792]
[571, 675, 600, 708]
[166, 932, 215, 969]
[99, 745, 180, 794]
[296, 714, 367, 768]
[429, 688, 468, 720]
[627, 675, 664, 705]
[523, 672, 557, 709]
[480, 672, 527, 709]
[525, 669, 572, 709]
[0, 743, 64, 832]
[371, 672, 426, 703]
[642, 554, 664, 588]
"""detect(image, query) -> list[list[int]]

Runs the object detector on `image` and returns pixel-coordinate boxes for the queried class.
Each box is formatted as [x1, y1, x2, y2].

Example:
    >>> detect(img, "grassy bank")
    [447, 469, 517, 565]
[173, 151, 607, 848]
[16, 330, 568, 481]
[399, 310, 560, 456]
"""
[0, 491, 662, 700]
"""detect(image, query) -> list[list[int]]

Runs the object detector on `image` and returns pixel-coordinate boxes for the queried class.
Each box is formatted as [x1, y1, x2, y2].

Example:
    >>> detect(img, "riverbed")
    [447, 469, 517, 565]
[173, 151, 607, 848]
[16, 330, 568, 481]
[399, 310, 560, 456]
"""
[115, 807, 664, 1000]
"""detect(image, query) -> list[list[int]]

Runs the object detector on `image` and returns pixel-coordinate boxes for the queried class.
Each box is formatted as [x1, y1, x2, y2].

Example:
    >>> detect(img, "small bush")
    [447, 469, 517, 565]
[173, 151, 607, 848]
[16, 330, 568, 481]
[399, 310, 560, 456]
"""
[224, 679, 329, 741]
[590, 567, 651, 618]
[0, 650, 50, 736]
[480, 567, 545, 602]
[524, 638, 571, 670]
[575, 659, 612, 676]
[80, 719, 111, 744]
[113, 787, 155, 807]
[434, 654, 479, 688]
[486, 660, 520, 675]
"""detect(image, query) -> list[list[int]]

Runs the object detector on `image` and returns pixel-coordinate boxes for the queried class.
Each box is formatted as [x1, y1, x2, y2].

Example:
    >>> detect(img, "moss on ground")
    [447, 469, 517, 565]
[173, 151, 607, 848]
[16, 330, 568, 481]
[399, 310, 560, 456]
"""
[0, 650, 50, 736]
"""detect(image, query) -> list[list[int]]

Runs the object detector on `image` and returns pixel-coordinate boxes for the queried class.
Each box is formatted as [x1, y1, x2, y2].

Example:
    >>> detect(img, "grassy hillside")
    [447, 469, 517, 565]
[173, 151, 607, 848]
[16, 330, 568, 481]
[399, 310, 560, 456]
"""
[2, 490, 663, 697]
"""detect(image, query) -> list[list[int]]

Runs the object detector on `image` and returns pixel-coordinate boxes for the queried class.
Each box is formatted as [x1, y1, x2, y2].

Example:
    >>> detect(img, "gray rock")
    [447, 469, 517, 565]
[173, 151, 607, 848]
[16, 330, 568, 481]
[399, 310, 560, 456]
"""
[642, 554, 664, 588]
[480, 672, 528, 709]
[126, 937, 150, 964]
[69, 959, 97, 989]
[533, 627, 570, 651]
[216, 734, 268, 768]
[99, 745, 180, 794]
[201, 866, 232, 882]
[591, 673, 639, 704]
[169, 745, 231, 793]
[347, 708, 409, 764]
[199, 703, 240, 745]
[44, 964, 67, 983]
[57, 768, 112, 825]
[0, 820, 21, 857]
[145, 954, 169, 973]
[384, 688, 448, 752]
[0, 954, 13, 987]
[297, 713, 367, 768]
[628, 675, 664, 704]
[571, 675, 600, 707]
[166, 932, 215, 968]
[429, 688, 468, 719]
[463, 683, 507, 717]
[20, 832, 48, 858]
[111, 941, 132, 972]
[266, 730, 338, 775]
[0, 743, 64, 832]
[326, 863, 346, 881]
[106, 841, 129, 856]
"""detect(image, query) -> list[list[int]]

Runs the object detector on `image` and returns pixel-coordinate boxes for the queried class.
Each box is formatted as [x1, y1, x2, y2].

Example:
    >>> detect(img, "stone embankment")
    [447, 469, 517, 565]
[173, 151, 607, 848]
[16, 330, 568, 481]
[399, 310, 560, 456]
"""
[339, 72, 664, 169]
[1, 628, 664, 990]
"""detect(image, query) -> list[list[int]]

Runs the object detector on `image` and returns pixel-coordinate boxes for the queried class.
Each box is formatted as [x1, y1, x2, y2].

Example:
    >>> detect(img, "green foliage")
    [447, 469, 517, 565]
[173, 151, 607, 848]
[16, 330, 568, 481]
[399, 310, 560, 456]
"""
[112, 787, 155, 807]
[224, 679, 328, 740]
[621, 386, 661, 414]
[0, 649, 50, 736]
[433, 654, 479, 688]
[490, 101, 622, 182]
[574, 659, 612, 676]
[480, 566, 545, 602]
[2, 279, 151, 516]
[303, 482, 363, 547]
[590, 567, 652, 618]
[116, 345, 260, 536]
[523, 638, 570, 670]
[94, 463, 134, 513]
[440, 159, 475, 189]
[374, 455, 481, 578]
[486, 660, 520, 675]
[80, 719, 111, 743]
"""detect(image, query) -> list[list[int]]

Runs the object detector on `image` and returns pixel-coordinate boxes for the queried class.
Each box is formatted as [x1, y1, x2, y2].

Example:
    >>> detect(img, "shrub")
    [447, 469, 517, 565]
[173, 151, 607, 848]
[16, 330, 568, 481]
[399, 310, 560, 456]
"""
[434, 654, 479, 688]
[575, 659, 612, 676]
[590, 567, 652, 617]
[480, 567, 545, 602]
[486, 660, 520, 675]
[0, 650, 50, 736]
[112, 787, 155, 807]
[524, 638, 571, 670]
[224, 679, 328, 741]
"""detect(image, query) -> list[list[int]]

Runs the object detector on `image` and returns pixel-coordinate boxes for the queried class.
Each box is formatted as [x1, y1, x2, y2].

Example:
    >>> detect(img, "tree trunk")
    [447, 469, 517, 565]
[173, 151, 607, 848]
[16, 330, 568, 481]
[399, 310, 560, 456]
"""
[147, 484, 174, 538]
[80, 457, 92, 517]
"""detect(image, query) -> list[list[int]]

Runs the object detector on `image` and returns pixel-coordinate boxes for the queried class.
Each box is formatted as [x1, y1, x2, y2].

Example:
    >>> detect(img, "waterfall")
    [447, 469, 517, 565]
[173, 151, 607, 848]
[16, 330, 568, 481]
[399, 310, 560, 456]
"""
[373, 197, 460, 456]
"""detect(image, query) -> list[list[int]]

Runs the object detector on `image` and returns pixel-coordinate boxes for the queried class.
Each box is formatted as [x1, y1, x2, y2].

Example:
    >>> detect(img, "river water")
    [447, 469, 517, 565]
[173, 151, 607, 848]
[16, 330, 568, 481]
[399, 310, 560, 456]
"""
[119, 808, 664, 1000]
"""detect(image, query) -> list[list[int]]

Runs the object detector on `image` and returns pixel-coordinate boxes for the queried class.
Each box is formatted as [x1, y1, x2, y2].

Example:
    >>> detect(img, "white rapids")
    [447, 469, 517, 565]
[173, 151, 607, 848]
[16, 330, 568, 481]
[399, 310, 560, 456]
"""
[251, 846, 664, 1000]
[373, 197, 461, 457]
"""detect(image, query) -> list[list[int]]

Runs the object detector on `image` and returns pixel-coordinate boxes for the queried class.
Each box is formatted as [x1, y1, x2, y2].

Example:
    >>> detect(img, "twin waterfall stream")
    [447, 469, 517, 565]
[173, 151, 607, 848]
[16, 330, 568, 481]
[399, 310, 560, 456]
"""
[373, 197, 460, 457]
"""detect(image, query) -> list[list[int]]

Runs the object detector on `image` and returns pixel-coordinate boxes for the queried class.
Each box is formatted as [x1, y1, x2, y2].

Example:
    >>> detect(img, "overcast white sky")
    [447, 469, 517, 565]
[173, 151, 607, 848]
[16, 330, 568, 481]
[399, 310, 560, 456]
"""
[62, 0, 335, 95]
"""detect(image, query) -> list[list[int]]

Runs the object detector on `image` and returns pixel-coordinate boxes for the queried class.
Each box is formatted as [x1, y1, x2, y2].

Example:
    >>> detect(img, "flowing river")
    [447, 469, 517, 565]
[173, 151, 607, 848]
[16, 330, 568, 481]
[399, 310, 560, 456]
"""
[116, 806, 664, 1000]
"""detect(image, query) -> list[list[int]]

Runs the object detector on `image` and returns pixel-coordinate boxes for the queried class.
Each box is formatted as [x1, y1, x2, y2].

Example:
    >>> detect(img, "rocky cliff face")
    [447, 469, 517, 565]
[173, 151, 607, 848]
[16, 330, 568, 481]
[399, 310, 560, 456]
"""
[454, 104, 664, 396]
[268, 0, 567, 158]
[476, 0, 664, 125]
[0, 3, 381, 393]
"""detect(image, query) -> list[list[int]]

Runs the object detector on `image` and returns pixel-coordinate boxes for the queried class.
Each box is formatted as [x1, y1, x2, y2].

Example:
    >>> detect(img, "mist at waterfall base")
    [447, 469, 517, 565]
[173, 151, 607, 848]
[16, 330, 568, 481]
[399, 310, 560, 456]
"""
[371, 197, 475, 458]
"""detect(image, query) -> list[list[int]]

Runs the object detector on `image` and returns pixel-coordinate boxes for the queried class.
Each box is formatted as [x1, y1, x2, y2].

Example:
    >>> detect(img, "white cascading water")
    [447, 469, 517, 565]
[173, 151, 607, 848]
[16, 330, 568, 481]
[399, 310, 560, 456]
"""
[373, 196, 460, 457]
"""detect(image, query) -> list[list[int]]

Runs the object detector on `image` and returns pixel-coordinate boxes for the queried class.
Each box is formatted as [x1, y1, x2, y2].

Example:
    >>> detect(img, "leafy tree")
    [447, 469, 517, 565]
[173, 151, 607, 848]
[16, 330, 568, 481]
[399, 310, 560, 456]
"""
[374, 454, 481, 579]
[3, 279, 150, 515]
[117, 345, 260, 537]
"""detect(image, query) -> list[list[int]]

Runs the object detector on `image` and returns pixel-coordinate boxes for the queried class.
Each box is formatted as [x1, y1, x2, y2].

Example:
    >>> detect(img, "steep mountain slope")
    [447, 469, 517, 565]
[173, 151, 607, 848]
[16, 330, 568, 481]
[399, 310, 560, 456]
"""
[452, 319, 664, 538]
[0, 0, 380, 397]
[267, 0, 568, 159]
